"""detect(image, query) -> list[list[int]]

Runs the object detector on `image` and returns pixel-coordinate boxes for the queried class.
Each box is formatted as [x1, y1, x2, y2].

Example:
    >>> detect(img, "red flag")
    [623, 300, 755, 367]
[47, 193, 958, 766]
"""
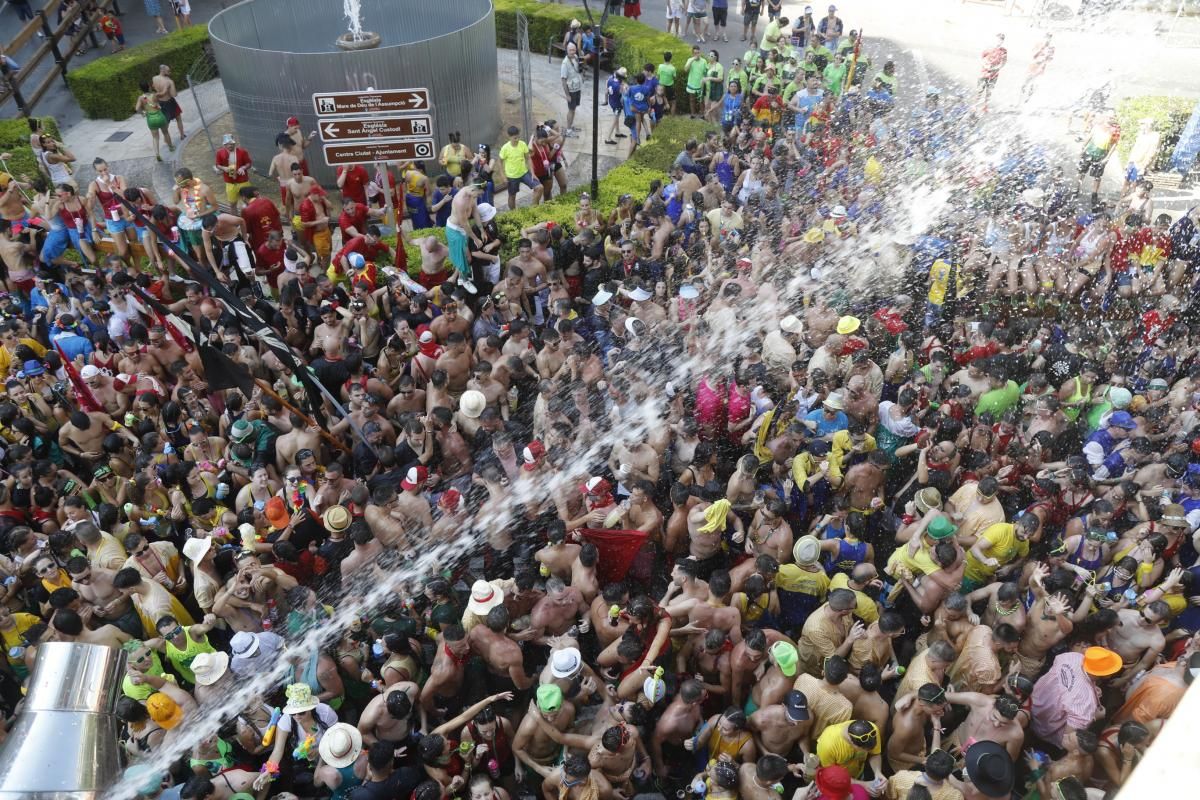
[578, 528, 650, 586]
[53, 341, 101, 412]
[152, 308, 195, 353]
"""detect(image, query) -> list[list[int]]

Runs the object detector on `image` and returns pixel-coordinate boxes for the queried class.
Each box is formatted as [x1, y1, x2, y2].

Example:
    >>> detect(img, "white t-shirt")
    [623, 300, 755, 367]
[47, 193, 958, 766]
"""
[277, 702, 339, 744]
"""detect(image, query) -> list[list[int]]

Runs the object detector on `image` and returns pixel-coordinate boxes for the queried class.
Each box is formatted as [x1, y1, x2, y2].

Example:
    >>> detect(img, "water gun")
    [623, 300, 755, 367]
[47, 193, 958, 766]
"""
[260, 707, 282, 747]
[293, 732, 317, 762]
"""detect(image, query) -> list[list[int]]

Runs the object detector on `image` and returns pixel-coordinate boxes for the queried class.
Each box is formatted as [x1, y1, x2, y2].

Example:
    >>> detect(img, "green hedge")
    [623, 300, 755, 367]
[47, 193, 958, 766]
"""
[0, 117, 60, 181]
[66, 26, 212, 120]
[495, 0, 692, 78]
[1115, 95, 1196, 171]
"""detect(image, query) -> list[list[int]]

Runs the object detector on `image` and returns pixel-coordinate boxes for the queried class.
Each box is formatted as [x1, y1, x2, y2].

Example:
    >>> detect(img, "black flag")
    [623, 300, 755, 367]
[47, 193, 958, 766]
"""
[116, 195, 330, 427]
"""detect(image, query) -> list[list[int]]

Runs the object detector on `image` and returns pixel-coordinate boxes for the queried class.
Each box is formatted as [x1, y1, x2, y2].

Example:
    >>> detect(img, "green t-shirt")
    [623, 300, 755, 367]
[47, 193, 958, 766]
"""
[706, 62, 725, 86]
[499, 140, 531, 179]
[727, 67, 749, 92]
[685, 56, 708, 90]
[975, 380, 1021, 419]
[657, 62, 677, 87]
[823, 63, 848, 95]
[782, 80, 804, 103]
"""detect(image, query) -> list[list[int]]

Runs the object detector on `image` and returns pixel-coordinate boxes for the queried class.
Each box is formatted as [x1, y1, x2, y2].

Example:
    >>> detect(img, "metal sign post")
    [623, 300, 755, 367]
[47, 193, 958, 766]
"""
[318, 114, 433, 142]
[312, 88, 431, 116]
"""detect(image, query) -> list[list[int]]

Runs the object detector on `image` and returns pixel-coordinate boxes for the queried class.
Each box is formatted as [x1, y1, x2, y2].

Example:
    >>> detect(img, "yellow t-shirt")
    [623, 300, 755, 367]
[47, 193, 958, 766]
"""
[776, 564, 830, 599]
[963, 523, 1029, 584]
[927, 259, 952, 306]
[828, 573, 879, 624]
[1, 612, 39, 664]
[498, 140, 531, 180]
[816, 721, 880, 778]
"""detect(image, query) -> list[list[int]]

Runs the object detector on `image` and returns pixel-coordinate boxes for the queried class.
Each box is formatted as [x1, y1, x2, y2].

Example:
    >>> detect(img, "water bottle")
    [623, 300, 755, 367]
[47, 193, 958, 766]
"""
[608, 604, 621, 627]
[372, 640, 386, 658]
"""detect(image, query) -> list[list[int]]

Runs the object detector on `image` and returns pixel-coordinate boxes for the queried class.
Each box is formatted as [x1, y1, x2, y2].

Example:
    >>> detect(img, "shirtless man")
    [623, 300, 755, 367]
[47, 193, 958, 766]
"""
[688, 482, 743, 578]
[528, 578, 590, 639]
[413, 234, 452, 288]
[467, 362, 509, 419]
[729, 629, 774, 710]
[420, 625, 471, 722]
[436, 332, 473, 398]
[468, 605, 536, 692]
[887, 683, 946, 772]
[662, 558, 712, 621]
[620, 480, 664, 537]
[589, 584, 631, 649]
[68, 559, 140, 637]
[430, 301, 472, 343]
[749, 641, 798, 713]
[151, 64, 185, 140]
[146, 324, 190, 376]
[58, 409, 137, 465]
[608, 435, 661, 497]
[536, 328, 568, 381]
[943, 691, 1024, 762]
[748, 690, 812, 758]
[394, 467, 434, 533]
[51, 608, 130, 650]
[651, 679, 705, 780]
[80, 365, 130, 416]
[199, 211, 248, 273]
[446, 182, 483, 290]
[534, 524, 581, 581]
[738, 755, 794, 800]
[687, 570, 743, 645]
[1014, 565, 1081, 677]
[513, 684, 577, 784]
[967, 580, 1027, 634]
[507, 240, 548, 321]
[267, 134, 302, 219]
[529, 703, 648, 797]
[358, 682, 420, 746]
[1106, 600, 1169, 689]
[273, 419, 320, 476]
[117, 337, 164, 380]
[364, 484, 413, 550]
[570, 544, 601, 605]
[843, 452, 887, 511]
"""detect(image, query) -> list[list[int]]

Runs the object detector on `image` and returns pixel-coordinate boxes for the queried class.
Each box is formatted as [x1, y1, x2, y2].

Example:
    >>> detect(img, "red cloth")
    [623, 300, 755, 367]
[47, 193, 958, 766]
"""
[1141, 309, 1177, 346]
[953, 340, 1001, 366]
[241, 196, 282, 251]
[335, 235, 389, 266]
[578, 528, 649, 585]
[1111, 226, 1151, 273]
[872, 307, 908, 335]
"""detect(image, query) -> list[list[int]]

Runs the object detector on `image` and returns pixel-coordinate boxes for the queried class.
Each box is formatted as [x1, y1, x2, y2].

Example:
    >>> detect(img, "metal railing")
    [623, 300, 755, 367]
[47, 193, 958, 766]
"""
[0, 0, 121, 117]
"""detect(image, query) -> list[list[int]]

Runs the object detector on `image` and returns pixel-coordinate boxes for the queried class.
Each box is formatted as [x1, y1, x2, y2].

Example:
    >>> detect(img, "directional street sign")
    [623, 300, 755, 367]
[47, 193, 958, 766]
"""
[323, 138, 436, 166]
[312, 88, 431, 116]
[318, 114, 433, 142]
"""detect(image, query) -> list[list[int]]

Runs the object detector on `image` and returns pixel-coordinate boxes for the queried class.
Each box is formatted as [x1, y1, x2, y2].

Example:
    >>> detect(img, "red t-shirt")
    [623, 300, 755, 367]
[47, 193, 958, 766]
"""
[337, 165, 369, 205]
[1141, 309, 1177, 346]
[335, 235, 388, 266]
[872, 308, 908, 335]
[99, 15, 122, 36]
[241, 196, 282, 251]
[338, 204, 368, 240]
[954, 340, 1001, 366]
[1111, 227, 1151, 273]
[297, 197, 318, 243]
[215, 147, 252, 185]
[256, 241, 285, 272]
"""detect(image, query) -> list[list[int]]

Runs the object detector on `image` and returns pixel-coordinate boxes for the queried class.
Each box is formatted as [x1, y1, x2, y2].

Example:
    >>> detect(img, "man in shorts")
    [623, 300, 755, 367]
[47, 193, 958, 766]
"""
[560, 44, 584, 137]
[1078, 110, 1121, 197]
[605, 68, 629, 145]
[687, 0, 710, 43]
[742, 0, 763, 43]
[685, 46, 707, 117]
[213, 133, 252, 207]
[499, 126, 543, 211]
[151, 64, 185, 141]
[171, 168, 217, 263]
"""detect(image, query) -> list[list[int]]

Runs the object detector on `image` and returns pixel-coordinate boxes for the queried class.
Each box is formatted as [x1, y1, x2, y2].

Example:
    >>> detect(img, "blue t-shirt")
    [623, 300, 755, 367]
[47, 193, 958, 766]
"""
[606, 76, 623, 110]
[803, 409, 848, 437]
[722, 92, 743, 126]
[630, 83, 650, 113]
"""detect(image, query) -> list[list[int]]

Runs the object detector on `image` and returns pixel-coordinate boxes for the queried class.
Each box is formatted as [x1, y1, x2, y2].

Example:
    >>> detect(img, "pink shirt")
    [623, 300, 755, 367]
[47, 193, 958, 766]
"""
[1030, 652, 1099, 746]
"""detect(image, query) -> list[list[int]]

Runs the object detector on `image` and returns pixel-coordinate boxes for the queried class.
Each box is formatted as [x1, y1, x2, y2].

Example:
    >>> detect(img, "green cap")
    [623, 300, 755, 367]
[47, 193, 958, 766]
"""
[770, 640, 798, 677]
[536, 683, 564, 713]
[927, 516, 957, 540]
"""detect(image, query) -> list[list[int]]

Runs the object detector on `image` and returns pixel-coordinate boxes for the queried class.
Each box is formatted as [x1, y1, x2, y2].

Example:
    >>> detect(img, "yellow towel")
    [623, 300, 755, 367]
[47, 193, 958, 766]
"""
[699, 499, 732, 534]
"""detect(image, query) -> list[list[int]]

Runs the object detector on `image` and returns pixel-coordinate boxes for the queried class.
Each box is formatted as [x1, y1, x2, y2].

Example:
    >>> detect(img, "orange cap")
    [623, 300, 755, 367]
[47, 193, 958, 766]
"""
[265, 496, 289, 529]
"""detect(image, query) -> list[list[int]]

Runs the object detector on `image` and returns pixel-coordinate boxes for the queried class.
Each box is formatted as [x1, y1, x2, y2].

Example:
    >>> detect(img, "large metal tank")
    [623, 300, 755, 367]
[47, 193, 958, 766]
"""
[208, 0, 500, 187]
[0, 642, 127, 799]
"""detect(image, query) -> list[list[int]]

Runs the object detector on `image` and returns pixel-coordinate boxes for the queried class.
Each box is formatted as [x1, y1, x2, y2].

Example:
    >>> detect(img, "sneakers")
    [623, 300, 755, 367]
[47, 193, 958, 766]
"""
[460, 277, 478, 295]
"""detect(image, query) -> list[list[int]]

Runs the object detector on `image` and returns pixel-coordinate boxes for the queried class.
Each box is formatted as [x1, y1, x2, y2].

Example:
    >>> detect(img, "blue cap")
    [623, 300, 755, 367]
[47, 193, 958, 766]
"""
[21, 359, 44, 377]
[348, 252, 366, 269]
[1108, 411, 1137, 430]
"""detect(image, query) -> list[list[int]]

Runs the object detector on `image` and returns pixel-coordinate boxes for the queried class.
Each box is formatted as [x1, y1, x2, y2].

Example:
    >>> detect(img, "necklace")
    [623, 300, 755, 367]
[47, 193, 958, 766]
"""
[994, 601, 1018, 616]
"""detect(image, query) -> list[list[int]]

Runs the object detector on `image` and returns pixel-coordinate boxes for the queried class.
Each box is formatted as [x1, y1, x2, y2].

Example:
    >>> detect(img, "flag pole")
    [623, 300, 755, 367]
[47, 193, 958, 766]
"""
[843, 29, 863, 95]
[255, 380, 352, 455]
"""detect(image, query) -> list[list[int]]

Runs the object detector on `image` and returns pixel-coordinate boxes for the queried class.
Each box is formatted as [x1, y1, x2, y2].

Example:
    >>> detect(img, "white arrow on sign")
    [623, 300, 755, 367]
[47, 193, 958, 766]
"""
[322, 122, 341, 138]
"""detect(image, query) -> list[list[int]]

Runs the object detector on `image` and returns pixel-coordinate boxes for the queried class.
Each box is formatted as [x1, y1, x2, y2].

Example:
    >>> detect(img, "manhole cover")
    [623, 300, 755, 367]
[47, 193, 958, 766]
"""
[104, 131, 134, 142]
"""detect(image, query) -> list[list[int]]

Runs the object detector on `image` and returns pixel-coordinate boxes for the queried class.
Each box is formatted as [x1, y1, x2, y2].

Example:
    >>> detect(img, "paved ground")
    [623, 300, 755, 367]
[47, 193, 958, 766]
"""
[0, 0, 229, 125]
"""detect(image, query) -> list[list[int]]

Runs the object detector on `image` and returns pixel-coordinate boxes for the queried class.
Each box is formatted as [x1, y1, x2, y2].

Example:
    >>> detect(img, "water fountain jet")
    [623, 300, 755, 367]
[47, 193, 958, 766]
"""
[337, 0, 380, 49]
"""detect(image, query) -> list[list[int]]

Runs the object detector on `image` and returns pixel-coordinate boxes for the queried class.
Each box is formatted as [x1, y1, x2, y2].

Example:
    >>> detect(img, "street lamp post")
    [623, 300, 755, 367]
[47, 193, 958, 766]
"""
[581, 0, 611, 201]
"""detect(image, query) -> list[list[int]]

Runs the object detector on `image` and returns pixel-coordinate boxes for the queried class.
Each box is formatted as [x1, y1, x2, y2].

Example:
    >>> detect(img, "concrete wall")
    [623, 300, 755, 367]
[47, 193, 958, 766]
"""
[208, 0, 499, 187]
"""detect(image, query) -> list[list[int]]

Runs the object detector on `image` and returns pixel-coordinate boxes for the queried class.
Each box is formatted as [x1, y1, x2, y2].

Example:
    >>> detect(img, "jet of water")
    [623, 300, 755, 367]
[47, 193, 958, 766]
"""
[343, 0, 365, 41]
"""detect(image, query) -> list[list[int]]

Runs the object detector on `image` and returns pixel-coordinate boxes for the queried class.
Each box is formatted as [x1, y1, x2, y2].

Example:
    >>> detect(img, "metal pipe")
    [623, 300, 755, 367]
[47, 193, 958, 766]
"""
[0, 642, 127, 799]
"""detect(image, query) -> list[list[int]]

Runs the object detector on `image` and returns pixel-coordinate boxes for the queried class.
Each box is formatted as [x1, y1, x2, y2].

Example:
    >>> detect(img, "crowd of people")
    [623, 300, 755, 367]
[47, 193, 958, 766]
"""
[1, 3, 1200, 800]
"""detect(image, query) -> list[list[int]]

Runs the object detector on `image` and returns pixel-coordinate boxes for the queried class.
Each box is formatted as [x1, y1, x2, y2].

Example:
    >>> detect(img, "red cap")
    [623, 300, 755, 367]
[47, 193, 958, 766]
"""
[286, 116, 300, 127]
[814, 766, 853, 800]
[522, 441, 546, 471]
[401, 466, 428, 491]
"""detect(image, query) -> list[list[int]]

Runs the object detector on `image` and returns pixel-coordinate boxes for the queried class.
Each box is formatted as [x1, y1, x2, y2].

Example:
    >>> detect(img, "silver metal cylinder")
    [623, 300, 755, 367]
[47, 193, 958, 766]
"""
[0, 642, 127, 799]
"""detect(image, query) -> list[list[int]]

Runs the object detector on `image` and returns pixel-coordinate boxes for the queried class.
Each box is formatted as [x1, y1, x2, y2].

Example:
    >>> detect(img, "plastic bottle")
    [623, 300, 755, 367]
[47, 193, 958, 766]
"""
[608, 604, 621, 627]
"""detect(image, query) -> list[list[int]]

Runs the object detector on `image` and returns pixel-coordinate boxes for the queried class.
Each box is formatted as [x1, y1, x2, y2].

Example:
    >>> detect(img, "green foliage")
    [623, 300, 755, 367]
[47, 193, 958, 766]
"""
[494, 0, 692, 77]
[1115, 95, 1196, 170]
[0, 117, 60, 181]
[66, 26, 212, 120]
[396, 227, 446, 276]
[633, 116, 719, 173]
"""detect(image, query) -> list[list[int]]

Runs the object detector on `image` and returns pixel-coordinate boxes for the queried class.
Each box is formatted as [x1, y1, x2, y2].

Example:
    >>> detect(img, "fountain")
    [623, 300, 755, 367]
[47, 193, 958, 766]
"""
[337, 0, 381, 50]
[207, 0, 499, 187]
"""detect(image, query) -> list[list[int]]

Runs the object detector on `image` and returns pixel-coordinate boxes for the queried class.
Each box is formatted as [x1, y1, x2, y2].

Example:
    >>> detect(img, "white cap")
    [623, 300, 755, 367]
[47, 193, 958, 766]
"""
[80, 365, 100, 379]
[592, 288, 613, 306]
[550, 647, 583, 678]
